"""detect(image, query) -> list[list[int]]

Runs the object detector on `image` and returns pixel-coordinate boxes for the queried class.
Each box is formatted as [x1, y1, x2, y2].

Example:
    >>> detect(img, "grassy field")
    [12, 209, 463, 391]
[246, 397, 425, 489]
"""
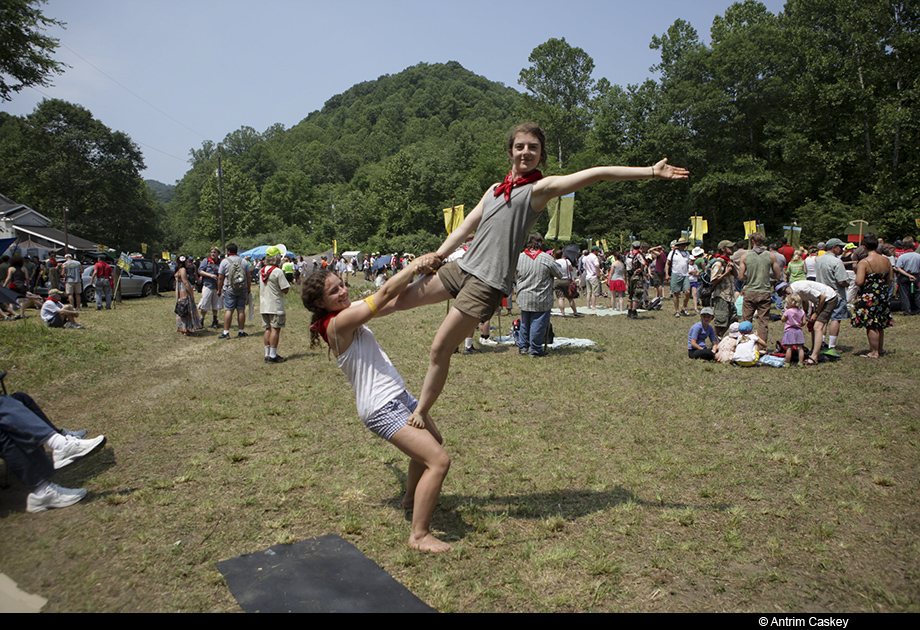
[0, 281, 917, 613]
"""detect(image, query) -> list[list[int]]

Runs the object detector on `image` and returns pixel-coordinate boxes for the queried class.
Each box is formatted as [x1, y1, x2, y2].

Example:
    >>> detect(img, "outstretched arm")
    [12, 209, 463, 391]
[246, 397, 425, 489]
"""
[531, 159, 689, 210]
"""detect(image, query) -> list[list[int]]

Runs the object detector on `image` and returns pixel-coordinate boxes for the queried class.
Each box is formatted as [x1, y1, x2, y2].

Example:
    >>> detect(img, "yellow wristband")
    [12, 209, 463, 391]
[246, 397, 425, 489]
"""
[363, 295, 379, 316]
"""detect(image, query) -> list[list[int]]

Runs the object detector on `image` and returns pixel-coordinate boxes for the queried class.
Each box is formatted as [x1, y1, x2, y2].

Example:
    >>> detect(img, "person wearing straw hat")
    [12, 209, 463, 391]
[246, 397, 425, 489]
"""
[666, 237, 692, 316]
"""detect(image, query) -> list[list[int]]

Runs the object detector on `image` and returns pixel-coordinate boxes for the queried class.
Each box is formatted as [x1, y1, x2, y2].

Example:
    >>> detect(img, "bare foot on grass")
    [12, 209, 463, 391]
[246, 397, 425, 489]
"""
[409, 533, 452, 553]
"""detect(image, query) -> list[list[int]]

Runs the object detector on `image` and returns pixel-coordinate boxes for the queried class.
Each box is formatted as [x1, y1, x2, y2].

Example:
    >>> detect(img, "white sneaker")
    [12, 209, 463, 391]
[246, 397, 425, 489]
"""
[52, 435, 106, 470]
[479, 337, 499, 346]
[27, 483, 88, 513]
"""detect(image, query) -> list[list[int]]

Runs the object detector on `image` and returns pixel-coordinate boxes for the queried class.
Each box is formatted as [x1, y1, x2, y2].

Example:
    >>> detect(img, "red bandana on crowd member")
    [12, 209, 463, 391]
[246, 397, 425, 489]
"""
[260, 265, 278, 284]
[310, 311, 337, 344]
[713, 253, 732, 265]
[523, 247, 542, 260]
[493, 169, 543, 202]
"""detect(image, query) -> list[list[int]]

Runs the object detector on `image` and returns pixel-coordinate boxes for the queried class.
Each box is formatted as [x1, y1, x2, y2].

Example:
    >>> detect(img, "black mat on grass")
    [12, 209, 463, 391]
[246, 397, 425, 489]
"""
[216, 534, 436, 613]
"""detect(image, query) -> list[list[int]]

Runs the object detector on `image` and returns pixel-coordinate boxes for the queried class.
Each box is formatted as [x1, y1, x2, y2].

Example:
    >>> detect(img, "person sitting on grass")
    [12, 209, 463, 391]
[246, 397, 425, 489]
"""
[687, 307, 719, 360]
[302, 258, 453, 553]
[715, 322, 740, 363]
[1, 391, 106, 513]
[732, 320, 767, 366]
[40, 289, 83, 329]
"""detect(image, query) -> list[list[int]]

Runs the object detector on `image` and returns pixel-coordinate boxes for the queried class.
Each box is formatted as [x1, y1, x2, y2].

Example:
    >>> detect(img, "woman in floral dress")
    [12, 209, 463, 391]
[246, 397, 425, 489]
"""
[851, 234, 892, 358]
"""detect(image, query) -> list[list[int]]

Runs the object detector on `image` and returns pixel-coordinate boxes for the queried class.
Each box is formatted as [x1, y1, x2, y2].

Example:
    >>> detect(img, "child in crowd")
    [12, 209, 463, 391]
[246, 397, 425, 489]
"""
[781, 293, 807, 366]
[687, 307, 719, 360]
[715, 322, 740, 363]
[732, 320, 767, 366]
[302, 259, 452, 553]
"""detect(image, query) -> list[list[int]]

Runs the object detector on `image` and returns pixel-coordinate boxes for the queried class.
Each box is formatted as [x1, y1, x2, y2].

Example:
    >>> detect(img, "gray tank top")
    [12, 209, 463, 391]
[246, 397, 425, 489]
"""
[459, 184, 541, 295]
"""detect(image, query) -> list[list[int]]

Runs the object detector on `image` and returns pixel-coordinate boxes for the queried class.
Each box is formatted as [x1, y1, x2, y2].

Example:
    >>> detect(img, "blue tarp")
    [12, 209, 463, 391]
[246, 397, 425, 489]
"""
[238, 245, 297, 260]
[371, 255, 392, 274]
[0, 237, 16, 257]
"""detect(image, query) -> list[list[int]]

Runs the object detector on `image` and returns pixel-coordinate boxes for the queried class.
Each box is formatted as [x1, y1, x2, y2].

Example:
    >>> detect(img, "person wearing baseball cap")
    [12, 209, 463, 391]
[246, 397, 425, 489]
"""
[709, 240, 738, 337]
[687, 307, 719, 361]
[815, 238, 849, 357]
[260, 245, 290, 362]
[40, 289, 83, 328]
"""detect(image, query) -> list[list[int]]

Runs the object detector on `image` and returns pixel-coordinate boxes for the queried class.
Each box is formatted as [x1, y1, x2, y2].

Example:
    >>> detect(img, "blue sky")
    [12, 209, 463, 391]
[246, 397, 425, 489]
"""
[2, 0, 788, 185]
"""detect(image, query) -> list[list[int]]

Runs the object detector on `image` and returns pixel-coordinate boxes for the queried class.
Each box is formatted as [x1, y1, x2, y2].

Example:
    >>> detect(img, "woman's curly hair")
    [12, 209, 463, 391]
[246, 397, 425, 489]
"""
[302, 269, 333, 348]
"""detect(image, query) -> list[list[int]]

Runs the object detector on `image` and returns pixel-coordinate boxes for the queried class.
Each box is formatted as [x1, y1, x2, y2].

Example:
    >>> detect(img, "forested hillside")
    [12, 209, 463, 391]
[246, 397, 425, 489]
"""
[162, 61, 523, 256]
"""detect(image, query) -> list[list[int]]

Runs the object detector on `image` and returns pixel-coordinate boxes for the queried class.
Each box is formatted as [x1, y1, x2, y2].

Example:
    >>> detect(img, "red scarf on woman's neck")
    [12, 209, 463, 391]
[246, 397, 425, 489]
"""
[493, 169, 543, 202]
[309, 311, 336, 344]
[523, 247, 543, 260]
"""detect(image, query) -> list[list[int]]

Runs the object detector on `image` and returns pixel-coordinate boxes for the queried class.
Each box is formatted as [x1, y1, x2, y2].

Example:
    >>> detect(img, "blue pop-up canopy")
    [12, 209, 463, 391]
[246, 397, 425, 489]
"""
[238, 245, 297, 260]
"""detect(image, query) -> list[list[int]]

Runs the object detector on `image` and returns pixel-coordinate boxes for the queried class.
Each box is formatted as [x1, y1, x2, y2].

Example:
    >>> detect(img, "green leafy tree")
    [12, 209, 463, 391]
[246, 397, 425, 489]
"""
[0, 0, 67, 101]
[0, 99, 160, 250]
[196, 160, 261, 242]
[518, 37, 599, 168]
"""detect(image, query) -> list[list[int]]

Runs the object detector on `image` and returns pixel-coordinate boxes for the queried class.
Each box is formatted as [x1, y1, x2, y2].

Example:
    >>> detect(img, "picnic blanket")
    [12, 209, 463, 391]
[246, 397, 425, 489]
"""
[552, 306, 636, 317]
[493, 335, 597, 349]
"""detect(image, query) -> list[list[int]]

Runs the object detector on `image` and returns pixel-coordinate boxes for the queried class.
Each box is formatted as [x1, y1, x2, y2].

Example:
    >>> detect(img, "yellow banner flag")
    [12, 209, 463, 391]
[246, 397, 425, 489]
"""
[162, 251, 170, 261]
[689, 216, 708, 242]
[744, 221, 757, 238]
[333, 239, 338, 255]
[546, 194, 574, 241]
[443, 204, 465, 234]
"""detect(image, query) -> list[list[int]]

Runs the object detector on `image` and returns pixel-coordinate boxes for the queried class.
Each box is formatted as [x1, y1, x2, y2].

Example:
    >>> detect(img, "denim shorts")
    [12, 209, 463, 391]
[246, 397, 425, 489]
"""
[223, 289, 247, 311]
[830, 294, 848, 321]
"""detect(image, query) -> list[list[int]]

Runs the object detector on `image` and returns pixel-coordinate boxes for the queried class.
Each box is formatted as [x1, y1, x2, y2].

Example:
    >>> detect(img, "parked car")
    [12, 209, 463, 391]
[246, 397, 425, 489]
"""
[129, 258, 175, 292]
[80, 265, 152, 303]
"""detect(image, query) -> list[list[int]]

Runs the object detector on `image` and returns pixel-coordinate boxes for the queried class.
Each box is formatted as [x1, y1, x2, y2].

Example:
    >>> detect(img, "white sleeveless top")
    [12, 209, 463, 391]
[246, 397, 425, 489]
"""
[336, 323, 406, 421]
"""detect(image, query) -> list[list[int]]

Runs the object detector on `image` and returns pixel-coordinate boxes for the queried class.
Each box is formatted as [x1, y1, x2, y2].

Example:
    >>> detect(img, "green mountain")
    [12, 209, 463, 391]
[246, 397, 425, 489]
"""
[146, 179, 175, 204]
[164, 61, 522, 254]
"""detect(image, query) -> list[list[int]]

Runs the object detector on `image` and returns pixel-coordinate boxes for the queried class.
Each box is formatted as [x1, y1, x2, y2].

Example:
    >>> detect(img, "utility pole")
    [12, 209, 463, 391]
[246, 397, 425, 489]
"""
[217, 146, 226, 252]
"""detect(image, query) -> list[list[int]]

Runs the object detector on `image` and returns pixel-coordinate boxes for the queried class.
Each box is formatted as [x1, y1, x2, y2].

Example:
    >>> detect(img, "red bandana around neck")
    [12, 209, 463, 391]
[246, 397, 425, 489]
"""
[523, 247, 542, 260]
[493, 169, 543, 202]
[260, 265, 278, 284]
[310, 311, 336, 344]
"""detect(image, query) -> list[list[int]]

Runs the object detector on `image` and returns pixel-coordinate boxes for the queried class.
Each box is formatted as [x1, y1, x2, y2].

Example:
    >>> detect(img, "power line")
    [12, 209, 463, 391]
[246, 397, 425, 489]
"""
[60, 43, 209, 141]
[26, 84, 187, 164]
